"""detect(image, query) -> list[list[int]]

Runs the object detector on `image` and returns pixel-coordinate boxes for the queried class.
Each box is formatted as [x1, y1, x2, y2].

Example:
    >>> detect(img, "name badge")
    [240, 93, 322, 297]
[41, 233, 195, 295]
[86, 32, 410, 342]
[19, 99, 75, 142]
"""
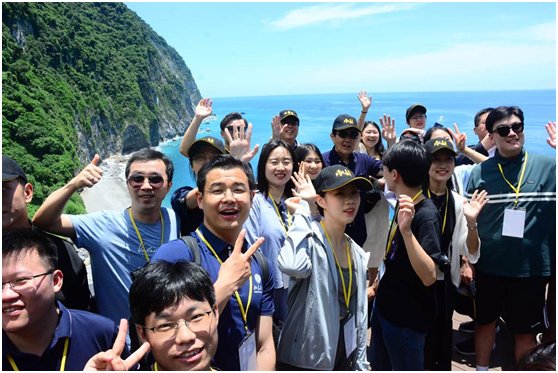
[502, 208, 526, 238]
[343, 313, 357, 358]
[238, 329, 257, 371]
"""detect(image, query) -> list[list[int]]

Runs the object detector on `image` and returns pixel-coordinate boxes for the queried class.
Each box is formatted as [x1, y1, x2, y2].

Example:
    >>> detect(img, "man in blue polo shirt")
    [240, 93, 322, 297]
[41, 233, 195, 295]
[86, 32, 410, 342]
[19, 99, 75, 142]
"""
[2, 229, 125, 370]
[323, 114, 383, 246]
[153, 155, 275, 371]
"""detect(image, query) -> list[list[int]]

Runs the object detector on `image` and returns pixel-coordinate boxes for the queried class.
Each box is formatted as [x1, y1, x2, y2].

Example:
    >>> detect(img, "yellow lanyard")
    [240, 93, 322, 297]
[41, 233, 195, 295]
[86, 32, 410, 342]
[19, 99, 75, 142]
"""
[321, 221, 352, 312]
[427, 188, 449, 234]
[196, 229, 253, 331]
[128, 208, 164, 262]
[498, 152, 528, 206]
[385, 190, 423, 259]
[7, 337, 70, 371]
[268, 193, 291, 233]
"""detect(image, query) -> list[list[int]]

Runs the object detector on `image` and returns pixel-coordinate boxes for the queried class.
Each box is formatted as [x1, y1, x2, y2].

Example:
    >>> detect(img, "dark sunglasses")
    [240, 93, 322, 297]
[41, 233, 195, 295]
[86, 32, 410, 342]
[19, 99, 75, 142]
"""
[494, 122, 524, 137]
[336, 130, 359, 139]
[127, 174, 166, 188]
[281, 119, 299, 127]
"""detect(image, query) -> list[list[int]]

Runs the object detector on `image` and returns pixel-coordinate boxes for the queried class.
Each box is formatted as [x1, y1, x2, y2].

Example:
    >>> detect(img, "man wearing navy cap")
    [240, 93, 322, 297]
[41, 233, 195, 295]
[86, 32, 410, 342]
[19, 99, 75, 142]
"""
[270, 109, 300, 148]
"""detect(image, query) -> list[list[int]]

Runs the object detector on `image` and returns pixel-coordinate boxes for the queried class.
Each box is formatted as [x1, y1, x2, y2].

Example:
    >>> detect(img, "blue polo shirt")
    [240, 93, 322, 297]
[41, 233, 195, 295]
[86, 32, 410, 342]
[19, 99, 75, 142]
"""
[2, 302, 123, 371]
[323, 147, 383, 246]
[152, 224, 275, 371]
[170, 185, 204, 235]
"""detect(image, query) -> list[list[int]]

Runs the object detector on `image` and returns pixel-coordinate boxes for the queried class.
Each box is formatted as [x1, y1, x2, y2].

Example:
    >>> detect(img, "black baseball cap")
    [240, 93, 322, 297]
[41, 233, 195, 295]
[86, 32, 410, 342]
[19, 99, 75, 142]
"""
[406, 104, 427, 123]
[187, 136, 227, 158]
[424, 137, 457, 157]
[279, 109, 299, 123]
[314, 165, 372, 193]
[332, 114, 359, 132]
[2, 155, 27, 183]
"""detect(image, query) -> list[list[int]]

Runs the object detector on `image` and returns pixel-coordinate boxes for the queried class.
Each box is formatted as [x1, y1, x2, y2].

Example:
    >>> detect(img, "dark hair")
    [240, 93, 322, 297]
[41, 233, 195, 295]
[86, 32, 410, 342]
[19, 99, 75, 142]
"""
[125, 148, 174, 182]
[485, 106, 524, 133]
[424, 125, 451, 142]
[220, 112, 248, 131]
[361, 121, 386, 159]
[474, 107, 494, 128]
[516, 341, 556, 371]
[196, 154, 255, 192]
[383, 140, 430, 187]
[257, 140, 298, 198]
[422, 137, 455, 192]
[2, 228, 58, 270]
[130, 261, 216, 326]
[294, 143, 325, 166]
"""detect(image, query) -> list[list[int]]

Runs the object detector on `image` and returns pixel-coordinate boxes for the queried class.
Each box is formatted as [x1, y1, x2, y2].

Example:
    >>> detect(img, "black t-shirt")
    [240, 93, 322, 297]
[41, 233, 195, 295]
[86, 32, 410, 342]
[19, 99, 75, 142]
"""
[428, 191, 455, 256]
[376, 198, 442, 332]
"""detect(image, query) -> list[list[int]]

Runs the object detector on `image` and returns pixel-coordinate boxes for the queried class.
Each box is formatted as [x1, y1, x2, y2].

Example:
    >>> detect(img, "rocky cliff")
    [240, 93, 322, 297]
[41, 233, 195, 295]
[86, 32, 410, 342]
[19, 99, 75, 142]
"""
[2, 2, 201, 212]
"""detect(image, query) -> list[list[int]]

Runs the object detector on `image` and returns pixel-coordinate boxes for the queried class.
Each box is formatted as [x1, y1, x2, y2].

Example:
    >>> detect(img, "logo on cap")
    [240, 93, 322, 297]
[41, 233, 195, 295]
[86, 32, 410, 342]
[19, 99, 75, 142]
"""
[343, 118, 354, 124]
[335, 169, 352, 177]
[283, 110, 295, 117]
[433, 139, 448, 147]
[206, 138, 214, 143]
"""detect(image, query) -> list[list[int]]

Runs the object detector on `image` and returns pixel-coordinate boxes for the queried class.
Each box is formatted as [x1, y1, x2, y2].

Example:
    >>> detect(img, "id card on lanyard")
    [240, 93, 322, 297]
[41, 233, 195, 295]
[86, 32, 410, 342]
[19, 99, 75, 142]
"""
[498, 152, 528, 239]
[343, 313, 357, 358]
[239, 329, 257, 371]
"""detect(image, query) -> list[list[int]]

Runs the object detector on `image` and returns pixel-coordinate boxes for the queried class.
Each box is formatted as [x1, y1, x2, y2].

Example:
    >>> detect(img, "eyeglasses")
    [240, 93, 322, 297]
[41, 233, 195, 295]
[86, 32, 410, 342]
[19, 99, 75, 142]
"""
[494, 122, 524, 137]
[2, 271, 54, 293]
[127, 174, 166, 189]
[191, 153, 219, 163]
[335, 130, 359, 140]
[410, 114, 426, 121]
[142, 310, 214, 340]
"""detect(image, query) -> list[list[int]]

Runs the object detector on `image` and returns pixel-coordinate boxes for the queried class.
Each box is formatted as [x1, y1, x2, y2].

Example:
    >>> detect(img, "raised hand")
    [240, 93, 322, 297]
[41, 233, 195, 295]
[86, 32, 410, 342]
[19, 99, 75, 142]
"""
[217, 229, 265, 294]
[396, 195, 415, 234]
[84, 319, 150, 371]
[226, 122, 260, 163]
[271, 115, 287, 141]
[195, 98, 213, 120]
[545, 121, 556, 149]
[72, 154, 103, 190]
[284, 196, 303, 215]
[379, 114, 396, 147]
[463, 189, 488, 224]
[358, 90, 371, 112]
[291, 163, 317, 203]
[447, 123, 467, 152]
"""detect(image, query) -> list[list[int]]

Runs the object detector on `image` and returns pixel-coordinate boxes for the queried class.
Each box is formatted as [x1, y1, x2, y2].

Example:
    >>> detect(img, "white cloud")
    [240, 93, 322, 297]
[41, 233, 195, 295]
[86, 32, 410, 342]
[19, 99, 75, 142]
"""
[507, 22, 556, 42]
[265, 3, 418, 30]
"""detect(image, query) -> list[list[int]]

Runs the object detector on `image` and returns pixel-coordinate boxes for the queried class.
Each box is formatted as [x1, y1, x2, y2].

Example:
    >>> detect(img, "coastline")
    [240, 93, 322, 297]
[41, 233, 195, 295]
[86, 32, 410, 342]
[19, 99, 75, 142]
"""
[80, 154, 131, 213]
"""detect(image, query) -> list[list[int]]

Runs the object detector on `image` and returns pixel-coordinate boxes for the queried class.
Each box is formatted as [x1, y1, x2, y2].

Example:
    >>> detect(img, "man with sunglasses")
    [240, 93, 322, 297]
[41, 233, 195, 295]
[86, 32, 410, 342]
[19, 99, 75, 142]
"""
[270, 109, 300, 148]
[465, 106, 555, 370]
[32, 149, 179, 327]
[323, 114, 383, 246]
[3, 228, 126, 370]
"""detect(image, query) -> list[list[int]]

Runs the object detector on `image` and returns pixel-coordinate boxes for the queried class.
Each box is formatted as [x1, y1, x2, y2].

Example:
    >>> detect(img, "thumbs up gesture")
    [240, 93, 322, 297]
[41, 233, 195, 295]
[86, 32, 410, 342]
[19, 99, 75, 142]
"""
[72, 154, 103, 190]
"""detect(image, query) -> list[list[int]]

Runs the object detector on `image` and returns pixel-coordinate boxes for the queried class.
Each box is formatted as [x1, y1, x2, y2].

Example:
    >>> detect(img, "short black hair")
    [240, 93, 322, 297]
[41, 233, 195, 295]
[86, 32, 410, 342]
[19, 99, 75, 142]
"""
[130, 261, 216, 326]
[220, 112, 248, 131]
[485, 106, 524, 133]
[2, 228, 58, 270]
[257, 140, 298, 198]
[474, 107, 494, 128]
[382, 140, 429, 187]
[196, 154, 255, 193]
[125, 148, 174, 182]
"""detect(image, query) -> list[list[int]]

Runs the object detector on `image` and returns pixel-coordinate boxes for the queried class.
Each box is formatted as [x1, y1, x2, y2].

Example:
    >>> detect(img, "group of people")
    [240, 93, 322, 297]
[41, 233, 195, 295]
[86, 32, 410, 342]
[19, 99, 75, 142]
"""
[3, 90, 556, 371]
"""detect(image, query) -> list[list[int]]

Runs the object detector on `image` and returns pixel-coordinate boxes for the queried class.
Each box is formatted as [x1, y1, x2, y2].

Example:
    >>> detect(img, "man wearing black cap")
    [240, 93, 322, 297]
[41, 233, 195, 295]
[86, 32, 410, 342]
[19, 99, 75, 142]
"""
[322, 114, 383, 247]
[2, 155, 91, 311]
[270, 109, 300, 148]
[406, 104, 428, 130]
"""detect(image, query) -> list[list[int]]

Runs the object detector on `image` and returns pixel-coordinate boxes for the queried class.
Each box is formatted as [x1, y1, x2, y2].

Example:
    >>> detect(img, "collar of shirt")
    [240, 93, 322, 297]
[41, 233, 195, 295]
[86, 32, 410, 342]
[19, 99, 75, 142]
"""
[494, 148, 525, 165]
[198, 223, 242, 260]
[328, 146, 356, 167]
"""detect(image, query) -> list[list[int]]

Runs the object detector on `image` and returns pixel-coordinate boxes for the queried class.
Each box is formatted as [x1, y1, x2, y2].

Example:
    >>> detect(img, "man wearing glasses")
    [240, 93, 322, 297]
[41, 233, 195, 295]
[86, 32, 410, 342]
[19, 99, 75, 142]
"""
[270, 109, 300, 148]
[465, 106, 555, 370]
[323, 114, 383, 246]
[2, 229, 125, 370]
[32, 149, 179, 326]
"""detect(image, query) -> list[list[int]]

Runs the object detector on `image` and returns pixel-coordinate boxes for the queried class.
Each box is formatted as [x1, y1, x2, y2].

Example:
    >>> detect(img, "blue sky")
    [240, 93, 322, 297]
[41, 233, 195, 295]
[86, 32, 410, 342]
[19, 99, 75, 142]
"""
[126, 2, 556, 98]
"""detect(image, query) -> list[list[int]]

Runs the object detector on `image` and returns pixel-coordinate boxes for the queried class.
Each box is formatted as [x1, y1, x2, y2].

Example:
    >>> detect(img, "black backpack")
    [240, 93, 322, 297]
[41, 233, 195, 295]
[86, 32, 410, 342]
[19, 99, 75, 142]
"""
[179, 235, 271, 285]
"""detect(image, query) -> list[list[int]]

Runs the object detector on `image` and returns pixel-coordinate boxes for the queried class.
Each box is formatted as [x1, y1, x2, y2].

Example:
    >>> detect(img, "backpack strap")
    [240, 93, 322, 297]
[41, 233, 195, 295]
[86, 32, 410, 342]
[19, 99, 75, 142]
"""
[179, 235, 201, 265]
[252, 249, 270, 285]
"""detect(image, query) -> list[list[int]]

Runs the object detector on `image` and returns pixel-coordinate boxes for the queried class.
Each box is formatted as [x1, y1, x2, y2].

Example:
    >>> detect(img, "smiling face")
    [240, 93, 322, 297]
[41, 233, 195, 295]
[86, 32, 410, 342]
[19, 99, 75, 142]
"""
[362, 124, 380, 150]
[2, 249, 62, 336]
[302, 150, 323, 180]
[280, 117, 299, 144]
[138, 298, 218, 371]
[197, 166, 253, 243]
[265, 146, 293, 189]
[331, 129, 359, 161]
[317, 184, 361, 225]
[127, 159, 172, 215]
[429, 150, 455, 184]
[490, 114, 525, 158]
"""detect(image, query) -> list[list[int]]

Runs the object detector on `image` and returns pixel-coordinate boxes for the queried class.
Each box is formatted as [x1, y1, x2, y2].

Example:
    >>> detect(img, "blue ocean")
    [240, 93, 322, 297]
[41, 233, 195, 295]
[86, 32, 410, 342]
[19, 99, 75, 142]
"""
[160, 90, 556, 208]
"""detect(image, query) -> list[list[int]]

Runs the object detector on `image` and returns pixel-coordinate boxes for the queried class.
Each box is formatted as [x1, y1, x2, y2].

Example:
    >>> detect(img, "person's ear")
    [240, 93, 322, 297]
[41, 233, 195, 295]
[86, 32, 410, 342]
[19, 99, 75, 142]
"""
[315, 194, 326, 210]
[23, 183, 33, 204]
[52, 269, 64, 293]
[330, 133, 335, 142]
[196, 189, 204, 210]
[250, 190, 255, 203]
[137, 324, 147, 343]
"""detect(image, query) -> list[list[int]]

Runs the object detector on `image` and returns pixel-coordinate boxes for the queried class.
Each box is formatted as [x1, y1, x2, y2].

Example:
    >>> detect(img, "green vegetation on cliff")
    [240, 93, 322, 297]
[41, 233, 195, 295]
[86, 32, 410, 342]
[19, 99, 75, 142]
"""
[2, 2, 201, 214]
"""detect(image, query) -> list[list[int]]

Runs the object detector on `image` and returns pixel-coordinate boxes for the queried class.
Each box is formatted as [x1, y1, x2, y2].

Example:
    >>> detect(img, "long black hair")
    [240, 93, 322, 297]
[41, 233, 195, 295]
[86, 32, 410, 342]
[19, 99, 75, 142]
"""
[256, 140, 298, 198]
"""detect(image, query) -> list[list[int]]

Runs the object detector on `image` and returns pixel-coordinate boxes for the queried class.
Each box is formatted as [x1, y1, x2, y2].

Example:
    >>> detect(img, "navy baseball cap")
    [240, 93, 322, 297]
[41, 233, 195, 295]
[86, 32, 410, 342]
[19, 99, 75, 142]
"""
[2, 155, 27, 183]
